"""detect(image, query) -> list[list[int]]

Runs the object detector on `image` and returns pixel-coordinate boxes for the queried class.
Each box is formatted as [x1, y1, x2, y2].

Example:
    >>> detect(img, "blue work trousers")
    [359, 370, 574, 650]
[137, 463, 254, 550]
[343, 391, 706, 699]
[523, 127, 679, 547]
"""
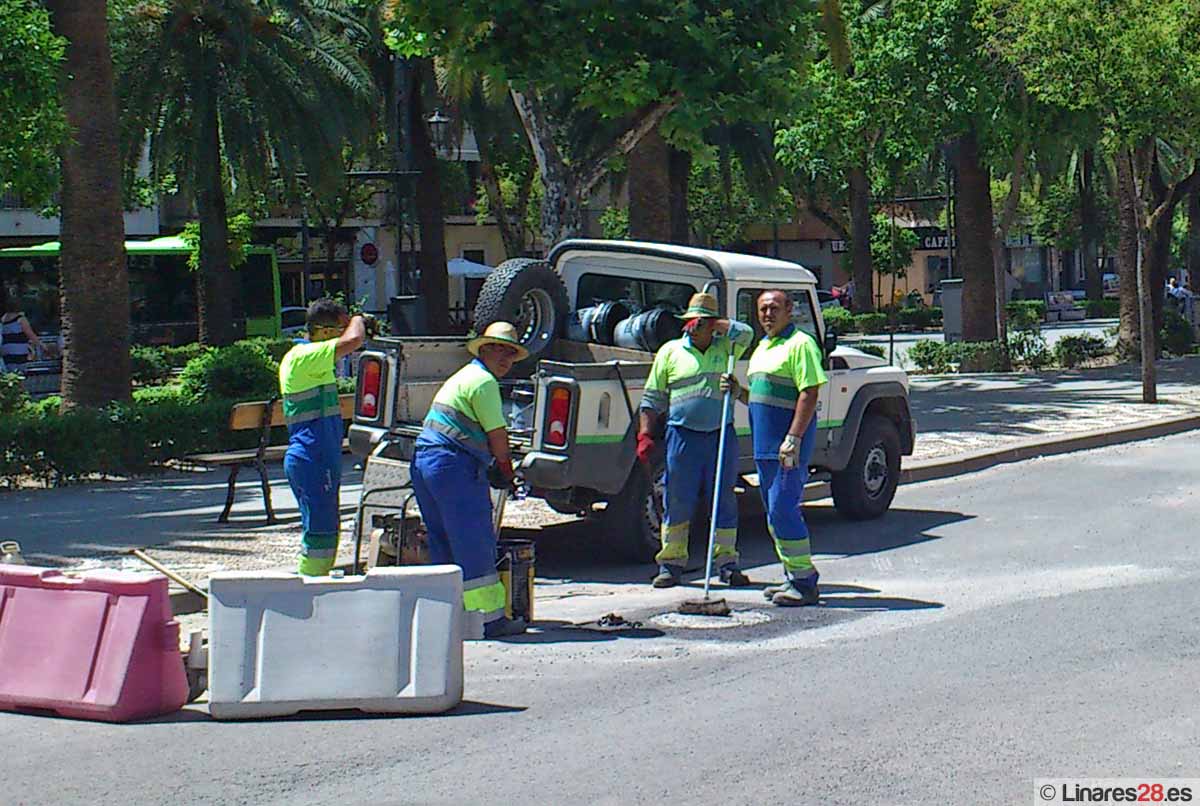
[410, 445, 505, 621]
[755, 419, 818, 579]
[656, 423, 740, 569]
[284, 452, 341, 576]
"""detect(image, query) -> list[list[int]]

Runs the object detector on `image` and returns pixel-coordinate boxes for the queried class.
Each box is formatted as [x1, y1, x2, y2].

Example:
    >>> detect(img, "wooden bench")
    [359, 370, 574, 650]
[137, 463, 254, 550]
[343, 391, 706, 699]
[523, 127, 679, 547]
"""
[189, 393, 355, 524]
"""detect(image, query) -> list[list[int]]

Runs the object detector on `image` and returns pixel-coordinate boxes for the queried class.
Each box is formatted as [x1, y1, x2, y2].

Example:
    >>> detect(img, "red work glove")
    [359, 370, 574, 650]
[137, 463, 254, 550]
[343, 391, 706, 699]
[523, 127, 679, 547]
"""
[636, 432, 657, 466]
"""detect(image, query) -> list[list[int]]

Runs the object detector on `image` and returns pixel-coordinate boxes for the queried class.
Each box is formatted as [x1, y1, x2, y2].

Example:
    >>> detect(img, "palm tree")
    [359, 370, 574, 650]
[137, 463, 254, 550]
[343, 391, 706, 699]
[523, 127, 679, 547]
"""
[115, 0, 375, 345]
[47, 0, 131, 409]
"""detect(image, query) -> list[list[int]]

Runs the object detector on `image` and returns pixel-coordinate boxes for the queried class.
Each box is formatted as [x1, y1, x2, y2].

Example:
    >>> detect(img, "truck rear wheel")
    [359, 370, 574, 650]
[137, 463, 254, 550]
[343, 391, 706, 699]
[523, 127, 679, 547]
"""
[602, 461, 663, 564]
[831, 414, 901, 520]
[473, 258, 569, 373]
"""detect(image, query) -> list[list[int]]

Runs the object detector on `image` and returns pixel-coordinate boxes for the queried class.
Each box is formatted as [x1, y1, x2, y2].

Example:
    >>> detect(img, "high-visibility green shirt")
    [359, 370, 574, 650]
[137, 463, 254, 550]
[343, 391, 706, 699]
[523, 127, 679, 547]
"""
[279, 338, 343, 465]
[640, 320, 753, 431]
[746, 324, 827, 458]
[417, 358, 506, 463]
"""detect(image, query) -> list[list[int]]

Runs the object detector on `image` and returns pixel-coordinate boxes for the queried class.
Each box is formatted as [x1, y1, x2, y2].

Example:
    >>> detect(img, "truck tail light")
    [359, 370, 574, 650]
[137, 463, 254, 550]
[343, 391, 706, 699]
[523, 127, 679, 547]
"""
[545, 386, 572, 447]
[357, 357, 382, 419]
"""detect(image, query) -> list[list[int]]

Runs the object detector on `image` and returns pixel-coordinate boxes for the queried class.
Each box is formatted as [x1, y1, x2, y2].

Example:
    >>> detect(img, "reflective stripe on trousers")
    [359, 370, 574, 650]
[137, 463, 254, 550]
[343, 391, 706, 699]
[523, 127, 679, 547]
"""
[410, 445, 506, 622]
[655, 423, 740, 568]
[754, 418, 818, 578]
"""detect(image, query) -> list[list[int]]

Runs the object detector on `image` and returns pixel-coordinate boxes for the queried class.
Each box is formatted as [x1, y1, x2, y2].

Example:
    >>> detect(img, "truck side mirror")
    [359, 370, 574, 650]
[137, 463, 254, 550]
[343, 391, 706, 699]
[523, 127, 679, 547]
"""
[823, 330, 838, 357]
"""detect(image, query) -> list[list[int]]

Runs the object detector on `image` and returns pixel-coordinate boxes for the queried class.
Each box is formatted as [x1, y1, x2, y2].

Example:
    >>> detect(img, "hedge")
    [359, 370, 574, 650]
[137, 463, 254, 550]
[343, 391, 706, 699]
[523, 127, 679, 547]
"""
[1084, 299, 1120, 319]
[1053, 334, 1109, 368]
[0, 389, 257, 487]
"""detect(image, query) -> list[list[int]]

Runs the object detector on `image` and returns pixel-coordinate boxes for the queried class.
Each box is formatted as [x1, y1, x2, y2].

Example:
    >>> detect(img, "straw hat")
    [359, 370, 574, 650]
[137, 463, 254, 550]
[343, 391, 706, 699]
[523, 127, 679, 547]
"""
[467, 321, 530, 360]
[677, 292, 720, 320]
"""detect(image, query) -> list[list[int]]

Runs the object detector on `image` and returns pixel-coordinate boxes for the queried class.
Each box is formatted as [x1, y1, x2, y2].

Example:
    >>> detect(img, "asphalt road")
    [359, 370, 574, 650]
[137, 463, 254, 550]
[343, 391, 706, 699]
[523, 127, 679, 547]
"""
[5, 431, 1199, 805]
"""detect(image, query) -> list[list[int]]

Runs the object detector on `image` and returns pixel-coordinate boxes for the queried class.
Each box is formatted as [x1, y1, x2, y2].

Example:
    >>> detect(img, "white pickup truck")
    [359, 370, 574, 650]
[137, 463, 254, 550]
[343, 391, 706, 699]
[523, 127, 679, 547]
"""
[349, 239, 914, 562]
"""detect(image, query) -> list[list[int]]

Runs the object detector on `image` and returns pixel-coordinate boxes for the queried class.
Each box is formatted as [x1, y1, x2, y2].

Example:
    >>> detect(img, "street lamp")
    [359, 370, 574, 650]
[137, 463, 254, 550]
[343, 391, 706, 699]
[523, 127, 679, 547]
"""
[425, 109, 451, 154]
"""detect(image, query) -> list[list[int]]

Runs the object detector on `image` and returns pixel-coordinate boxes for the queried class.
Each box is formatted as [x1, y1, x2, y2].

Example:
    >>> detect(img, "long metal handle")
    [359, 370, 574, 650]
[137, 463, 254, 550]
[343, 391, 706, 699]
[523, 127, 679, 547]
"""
[702, 353, 737, 600]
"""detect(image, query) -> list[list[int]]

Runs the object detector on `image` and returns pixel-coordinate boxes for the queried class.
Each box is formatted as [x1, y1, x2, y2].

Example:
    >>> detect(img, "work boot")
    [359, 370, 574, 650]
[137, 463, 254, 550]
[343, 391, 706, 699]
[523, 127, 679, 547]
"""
[483, 617, 527, 638]
[652, 564, 682, 588]
[761, 580, 791, 600]
[719, 565, 751, 587]
[771, 573, 820, 607]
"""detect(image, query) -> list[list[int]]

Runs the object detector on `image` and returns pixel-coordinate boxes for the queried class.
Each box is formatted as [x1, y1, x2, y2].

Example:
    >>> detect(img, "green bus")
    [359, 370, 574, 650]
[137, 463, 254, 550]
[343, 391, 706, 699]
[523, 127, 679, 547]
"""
[0, 236, 284, 344]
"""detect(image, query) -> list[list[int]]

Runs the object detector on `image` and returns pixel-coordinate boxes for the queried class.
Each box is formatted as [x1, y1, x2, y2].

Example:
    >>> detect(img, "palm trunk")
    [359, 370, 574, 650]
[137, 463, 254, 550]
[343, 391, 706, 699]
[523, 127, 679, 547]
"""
[669, 146, 691, 244]
[848, 164, 873, 312]
[47, 0, 130, 409]
[509, 87, 581, 247]
[195, 98, 237, 347]
[411, 60, 449, 334]
[627, 127, 671, 242]
[953, 131, 998, 342]
[1114, 150, 1141, 360]
[992, 140, 1028, 361]
[1080, 149, 1103, 301]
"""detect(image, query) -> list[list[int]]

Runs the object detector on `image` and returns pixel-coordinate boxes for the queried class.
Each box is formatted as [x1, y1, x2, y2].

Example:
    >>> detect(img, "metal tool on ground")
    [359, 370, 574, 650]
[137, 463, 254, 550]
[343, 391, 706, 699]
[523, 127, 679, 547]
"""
[496, 538, 535, 632]
[129, 548, 208, 600]
[678, 348, 735, 617]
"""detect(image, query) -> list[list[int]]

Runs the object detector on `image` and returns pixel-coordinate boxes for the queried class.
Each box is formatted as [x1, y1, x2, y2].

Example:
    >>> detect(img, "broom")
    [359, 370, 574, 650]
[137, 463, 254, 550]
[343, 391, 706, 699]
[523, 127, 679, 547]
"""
[678, 352, 736, 617]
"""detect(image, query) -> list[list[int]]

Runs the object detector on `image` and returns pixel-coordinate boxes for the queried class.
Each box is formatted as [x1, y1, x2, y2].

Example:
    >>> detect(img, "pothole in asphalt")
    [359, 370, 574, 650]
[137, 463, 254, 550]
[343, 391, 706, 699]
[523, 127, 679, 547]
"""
[649, 609, 773, 630]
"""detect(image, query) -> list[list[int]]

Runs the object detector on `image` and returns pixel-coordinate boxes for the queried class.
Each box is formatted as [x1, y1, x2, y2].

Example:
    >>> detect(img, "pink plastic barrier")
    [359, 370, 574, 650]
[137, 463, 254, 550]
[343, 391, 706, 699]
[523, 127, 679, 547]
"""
[0, 566, 188, 722]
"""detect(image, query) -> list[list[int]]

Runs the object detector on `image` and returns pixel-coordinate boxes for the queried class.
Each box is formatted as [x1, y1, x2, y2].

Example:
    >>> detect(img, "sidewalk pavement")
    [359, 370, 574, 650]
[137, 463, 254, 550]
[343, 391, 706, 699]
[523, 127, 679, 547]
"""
[3, 356, 1198, 582]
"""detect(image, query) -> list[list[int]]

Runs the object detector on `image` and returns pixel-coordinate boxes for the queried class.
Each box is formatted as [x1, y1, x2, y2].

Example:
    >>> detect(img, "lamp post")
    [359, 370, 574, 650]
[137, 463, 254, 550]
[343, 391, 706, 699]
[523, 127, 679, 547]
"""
[425, 109, 451, 155]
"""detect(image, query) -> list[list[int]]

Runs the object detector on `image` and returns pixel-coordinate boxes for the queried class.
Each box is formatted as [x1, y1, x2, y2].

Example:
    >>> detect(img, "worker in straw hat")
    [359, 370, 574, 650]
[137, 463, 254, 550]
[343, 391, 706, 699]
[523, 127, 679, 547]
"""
[637, 290, 755, 588]
[411, 321, 528, 637]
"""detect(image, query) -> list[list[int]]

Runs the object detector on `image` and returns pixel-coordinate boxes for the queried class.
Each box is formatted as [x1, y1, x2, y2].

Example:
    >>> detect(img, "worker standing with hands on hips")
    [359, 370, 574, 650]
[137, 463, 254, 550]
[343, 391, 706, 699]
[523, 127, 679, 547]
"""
[638, 291, 754, 589]
[279, 299, 371, 576]
[411, 322, 526, 638]
[721, 290, 827, 606]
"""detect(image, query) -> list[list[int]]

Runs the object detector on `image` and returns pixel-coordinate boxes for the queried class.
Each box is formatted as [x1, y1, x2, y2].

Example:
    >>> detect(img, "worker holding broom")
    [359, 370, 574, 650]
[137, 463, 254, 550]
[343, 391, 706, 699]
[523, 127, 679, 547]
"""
[410, 321, 526, 637]
[721, 290, 827, 606]
[279, 299, 369, 576]
[638, 291, 754, 589]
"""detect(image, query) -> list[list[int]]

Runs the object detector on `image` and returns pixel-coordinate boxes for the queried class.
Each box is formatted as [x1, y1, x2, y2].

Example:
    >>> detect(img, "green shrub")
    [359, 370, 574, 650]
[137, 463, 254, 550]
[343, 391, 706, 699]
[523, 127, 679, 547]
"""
[1006, 300, 1045, 331]
[897, 306, 941, 330]
[1007, 329, 1051, 370]
[856, 343, 887, 359]
[130, 346, 172, 385]
[1084, 299, 1120, 319]
[855, 312, 889, 334]
[0, 395, 252, 487]
[948, 341, 1008, 372]
[159, 343, 206, 368]
[1159, 310, 1195, 356]
[909, 340, 952, 373]
[239, 336, 297, 363]
[179, 342, 279, 402]
[822, 306, 855, 334]
[1053, 334, 1109, 368]
[0, 373, 30, 415]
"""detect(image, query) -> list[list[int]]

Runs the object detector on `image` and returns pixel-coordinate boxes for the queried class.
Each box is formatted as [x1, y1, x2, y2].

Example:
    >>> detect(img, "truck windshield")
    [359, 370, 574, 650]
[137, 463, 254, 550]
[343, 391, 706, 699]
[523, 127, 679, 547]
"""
[577, 273, 695, 315]
[736, 289, 819, 339]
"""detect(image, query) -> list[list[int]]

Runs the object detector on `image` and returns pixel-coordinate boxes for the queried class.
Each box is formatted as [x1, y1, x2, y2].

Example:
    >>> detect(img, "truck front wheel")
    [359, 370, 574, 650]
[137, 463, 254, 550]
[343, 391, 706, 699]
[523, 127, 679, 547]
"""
[602, 461, 664, 563]
[831, 414, 901, 520]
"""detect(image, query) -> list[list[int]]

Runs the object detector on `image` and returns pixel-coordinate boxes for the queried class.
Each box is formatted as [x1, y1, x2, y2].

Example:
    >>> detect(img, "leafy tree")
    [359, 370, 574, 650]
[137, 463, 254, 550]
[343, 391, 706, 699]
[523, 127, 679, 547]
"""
[981, 0, 1200, 400]
[688, 152, 792, 249]
[46, 0, 131, 409]
[113, 0, 375, 345]
[871, 212, 919, 306]
[0, 0, 68, 205]
[389, 1, 813, 246]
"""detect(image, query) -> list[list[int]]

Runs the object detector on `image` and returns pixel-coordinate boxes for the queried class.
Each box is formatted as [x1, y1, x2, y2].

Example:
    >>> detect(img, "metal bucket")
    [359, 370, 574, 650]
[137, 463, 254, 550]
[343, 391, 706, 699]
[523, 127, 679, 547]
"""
[613, 308, 682, 352]
[497, 539, 535, 627]
[566, 301, 630, 344]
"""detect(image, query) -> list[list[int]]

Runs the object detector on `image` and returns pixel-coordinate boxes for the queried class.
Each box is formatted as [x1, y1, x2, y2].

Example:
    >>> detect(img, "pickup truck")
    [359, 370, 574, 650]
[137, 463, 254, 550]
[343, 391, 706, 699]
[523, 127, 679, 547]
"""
[349, 239, 915, 563]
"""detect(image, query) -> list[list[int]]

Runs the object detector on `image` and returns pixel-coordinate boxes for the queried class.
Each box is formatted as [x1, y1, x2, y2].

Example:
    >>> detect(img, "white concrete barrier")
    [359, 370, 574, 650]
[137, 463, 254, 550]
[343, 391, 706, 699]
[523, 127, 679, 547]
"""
[208, 566, 463, 719]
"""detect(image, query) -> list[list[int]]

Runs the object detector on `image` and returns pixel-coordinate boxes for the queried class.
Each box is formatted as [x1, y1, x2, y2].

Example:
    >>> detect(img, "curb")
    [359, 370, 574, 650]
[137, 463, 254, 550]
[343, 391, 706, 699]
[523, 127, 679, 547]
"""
[168, 411, 1200, 616]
